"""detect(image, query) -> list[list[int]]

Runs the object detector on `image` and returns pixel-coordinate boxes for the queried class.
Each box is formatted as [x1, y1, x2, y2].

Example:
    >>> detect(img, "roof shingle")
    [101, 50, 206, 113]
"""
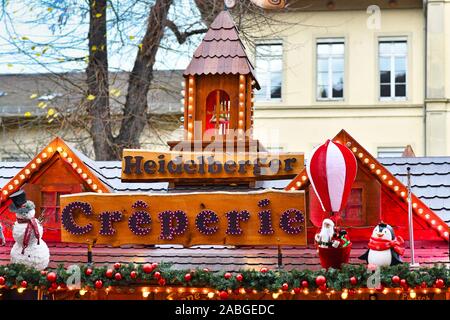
[184, 11, 260, 89]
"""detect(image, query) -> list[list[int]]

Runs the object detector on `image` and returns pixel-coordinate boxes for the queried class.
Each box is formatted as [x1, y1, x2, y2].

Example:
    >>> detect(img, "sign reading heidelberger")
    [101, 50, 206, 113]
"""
[121, 150, 304, 182]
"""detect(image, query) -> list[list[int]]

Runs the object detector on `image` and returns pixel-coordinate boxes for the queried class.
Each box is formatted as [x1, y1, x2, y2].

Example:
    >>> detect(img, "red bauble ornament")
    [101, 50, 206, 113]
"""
[20, 280, 27, 288]
[233, 288, 240, 295]
[0, 276, 5, 285]
[114, 263, 121, 270]
[350, 277, 357, 285]
[46, 272, 57, 283]
[435, 279, 445, 289]
[184, 273, 192, 282]
[421, 281, 427, 288]
[400, 279, 407, 287]
[293, 287, 301, 294]
[315, 275, 326, 286]
[236, 274, 243, 282]
[40, 271, 47, 276]
[151, 262, 158, 269]
[114, 273, 122, 281]
[260, 267, 268, 273]
[105, 269, 114, 278]
[95, 280, 103, 289]
[224, 272, 232, 280]
[51, 282, 58, 289]
[392, 276, 400, 284]
[85, 268, 93, 276]
[154, 271, 161, 280]
[219, 290, 228, 300]
[282, 283, 289, 291]
[319, 284, 327, 291]
[158, 278, 166, 286]
[301, 280, 309, 288]
[130, 271, 138, 279]
[143, 263, 153, 274]
[376, 285, 385, 293]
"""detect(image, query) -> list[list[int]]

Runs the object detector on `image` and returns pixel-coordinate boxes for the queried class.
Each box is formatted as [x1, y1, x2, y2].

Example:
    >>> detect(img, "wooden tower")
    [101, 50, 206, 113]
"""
[168, 11, 261, 151]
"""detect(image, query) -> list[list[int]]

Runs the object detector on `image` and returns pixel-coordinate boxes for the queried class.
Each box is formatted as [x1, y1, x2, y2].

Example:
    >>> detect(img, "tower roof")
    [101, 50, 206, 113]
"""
[184, 11, 260, 89]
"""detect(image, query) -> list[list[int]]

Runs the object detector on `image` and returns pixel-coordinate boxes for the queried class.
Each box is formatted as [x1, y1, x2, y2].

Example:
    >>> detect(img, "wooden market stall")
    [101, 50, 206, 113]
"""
[0, 10, 448, 301]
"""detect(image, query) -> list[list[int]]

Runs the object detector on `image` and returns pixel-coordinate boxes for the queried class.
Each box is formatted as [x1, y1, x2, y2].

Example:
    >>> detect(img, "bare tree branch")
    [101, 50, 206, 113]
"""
[165, 19, 207, 44]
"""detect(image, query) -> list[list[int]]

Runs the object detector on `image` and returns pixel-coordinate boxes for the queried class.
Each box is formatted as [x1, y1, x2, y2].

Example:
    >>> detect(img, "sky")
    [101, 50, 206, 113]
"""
[0, 0, 202, 74]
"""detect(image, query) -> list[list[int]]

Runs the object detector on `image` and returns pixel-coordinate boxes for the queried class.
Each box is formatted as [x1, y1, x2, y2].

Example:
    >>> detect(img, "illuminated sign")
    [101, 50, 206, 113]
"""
[121, 150, 304, 182]
[60, 190, 306, 246]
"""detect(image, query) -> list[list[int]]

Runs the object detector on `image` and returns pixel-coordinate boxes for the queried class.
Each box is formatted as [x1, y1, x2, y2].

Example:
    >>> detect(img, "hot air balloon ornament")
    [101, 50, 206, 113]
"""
[307, 139, 357, 269]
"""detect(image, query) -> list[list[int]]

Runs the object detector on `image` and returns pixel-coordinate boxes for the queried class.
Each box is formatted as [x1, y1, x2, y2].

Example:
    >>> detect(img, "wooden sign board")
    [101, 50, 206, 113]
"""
[121, 150, 304, 182]
[60, 190, 306, 247]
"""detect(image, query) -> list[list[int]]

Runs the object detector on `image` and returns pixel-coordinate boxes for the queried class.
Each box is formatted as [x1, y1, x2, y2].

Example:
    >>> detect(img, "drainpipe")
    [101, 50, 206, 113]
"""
[423, 0, 428, 156]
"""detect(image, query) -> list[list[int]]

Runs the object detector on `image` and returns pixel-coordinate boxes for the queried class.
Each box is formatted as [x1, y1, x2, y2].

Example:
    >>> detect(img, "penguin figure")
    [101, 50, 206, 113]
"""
[359, 223, 404, 267]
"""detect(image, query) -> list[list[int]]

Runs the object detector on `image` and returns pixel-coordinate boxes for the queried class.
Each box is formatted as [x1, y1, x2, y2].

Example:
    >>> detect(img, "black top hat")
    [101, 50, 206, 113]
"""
[9, 190, 27, 208]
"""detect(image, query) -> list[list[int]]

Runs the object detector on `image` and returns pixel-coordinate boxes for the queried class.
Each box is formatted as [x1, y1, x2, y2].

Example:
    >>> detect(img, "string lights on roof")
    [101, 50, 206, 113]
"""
[285, 132, 449, 242]
[0, 138, 109, 199]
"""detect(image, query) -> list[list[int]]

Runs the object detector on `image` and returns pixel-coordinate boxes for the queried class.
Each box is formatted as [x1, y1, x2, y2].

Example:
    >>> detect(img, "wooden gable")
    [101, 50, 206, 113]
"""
[0, 137, 110, 241]
[285, 130, 449, 243]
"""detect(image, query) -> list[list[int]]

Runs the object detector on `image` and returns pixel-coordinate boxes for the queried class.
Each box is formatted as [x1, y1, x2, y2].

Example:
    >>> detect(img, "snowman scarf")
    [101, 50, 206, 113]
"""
[368, 236, 405, 256]
[16, 218, 40, 254]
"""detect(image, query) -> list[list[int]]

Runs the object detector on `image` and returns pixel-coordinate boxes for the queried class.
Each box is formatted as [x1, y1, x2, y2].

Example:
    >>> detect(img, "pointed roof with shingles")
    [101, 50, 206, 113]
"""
[285, 130, 450, 243]
[184, 11, 260, 89]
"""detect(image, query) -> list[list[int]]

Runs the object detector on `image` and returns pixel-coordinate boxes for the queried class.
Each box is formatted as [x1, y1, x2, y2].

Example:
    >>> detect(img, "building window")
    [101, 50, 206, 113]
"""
[377, 147, 404, 158]
[341, 188, 364, 226]
[255, 43, 282, 101]
[316, 39, 344, 100]
[379, 39, 407, 100]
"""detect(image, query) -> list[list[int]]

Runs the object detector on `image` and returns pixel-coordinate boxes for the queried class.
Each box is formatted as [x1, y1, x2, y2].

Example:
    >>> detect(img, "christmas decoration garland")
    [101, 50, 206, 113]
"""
[0, 263, 448, 297]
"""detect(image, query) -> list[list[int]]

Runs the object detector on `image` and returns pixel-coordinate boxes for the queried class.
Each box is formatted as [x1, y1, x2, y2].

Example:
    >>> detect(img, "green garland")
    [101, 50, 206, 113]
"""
[0, 263, 448, 293]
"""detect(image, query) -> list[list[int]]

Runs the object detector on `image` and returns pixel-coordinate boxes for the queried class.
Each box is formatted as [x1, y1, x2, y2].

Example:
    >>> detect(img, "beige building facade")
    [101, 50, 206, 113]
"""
[250, 0, 450, 157]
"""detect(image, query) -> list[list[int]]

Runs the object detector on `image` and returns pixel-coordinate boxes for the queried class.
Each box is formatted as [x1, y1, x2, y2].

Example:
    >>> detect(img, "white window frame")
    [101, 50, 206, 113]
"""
[316, 38, 345, 101]
[254, 42, 283, 102]
[377, 147, 405, 158]
[378, 37, 408, 101]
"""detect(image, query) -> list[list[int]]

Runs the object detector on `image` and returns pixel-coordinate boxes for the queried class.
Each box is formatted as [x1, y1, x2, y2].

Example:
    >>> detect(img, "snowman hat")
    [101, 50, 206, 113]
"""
[9, 190, 35, 215]
[10, 190, 26, 207]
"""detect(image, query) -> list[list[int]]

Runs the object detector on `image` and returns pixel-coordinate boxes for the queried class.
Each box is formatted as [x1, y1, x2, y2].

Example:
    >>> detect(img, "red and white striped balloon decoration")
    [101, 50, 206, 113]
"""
[306, 139, 357, 215]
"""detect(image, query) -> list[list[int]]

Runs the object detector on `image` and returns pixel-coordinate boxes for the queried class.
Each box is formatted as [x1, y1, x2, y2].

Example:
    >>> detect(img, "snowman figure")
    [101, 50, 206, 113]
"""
[359, 223, 404, 267]
[9, 190, 49, 270]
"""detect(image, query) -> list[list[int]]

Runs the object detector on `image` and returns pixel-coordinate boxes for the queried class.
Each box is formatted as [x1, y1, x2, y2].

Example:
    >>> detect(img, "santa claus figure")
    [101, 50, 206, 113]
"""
[315, 218, 340, 248]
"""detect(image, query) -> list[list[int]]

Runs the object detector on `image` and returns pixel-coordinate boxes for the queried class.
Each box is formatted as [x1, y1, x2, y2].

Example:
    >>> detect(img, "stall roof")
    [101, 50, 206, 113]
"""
[0, 138, 448, 269]
[379, 157, 450, 227]
[1, 158, 450, 226]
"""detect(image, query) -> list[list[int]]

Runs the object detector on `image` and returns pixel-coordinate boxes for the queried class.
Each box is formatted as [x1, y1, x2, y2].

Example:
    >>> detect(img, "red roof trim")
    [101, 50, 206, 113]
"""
[0, 137, 110, 205]
[285, 129, 449, 242]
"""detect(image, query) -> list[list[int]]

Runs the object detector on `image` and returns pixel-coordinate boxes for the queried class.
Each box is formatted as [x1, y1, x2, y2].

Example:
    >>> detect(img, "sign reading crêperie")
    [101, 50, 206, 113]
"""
[60, 190, 306, 247]
[121, 150, 304, 182]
